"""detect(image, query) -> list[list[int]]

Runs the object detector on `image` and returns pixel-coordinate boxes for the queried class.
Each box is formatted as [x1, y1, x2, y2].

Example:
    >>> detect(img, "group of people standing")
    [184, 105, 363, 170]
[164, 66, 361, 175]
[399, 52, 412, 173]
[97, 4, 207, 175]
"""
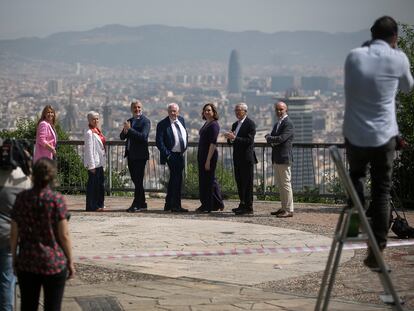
[119, 99, 295, 217]
[2, 16, 410, 311]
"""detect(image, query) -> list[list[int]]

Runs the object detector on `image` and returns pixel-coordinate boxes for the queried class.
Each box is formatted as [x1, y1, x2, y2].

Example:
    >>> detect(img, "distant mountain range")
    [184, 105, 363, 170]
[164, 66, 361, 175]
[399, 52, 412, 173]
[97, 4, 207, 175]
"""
[0, 24, 369, 68]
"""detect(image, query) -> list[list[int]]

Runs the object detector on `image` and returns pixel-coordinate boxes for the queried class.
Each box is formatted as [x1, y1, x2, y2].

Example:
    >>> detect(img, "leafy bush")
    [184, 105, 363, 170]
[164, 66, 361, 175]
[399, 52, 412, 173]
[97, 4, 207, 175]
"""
[394, 24, 414, 208]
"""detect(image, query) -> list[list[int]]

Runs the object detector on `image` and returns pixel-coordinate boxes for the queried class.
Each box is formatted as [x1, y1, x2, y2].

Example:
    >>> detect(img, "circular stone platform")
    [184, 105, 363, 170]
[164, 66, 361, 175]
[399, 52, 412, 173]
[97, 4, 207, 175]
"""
[70, 216, 354, 285]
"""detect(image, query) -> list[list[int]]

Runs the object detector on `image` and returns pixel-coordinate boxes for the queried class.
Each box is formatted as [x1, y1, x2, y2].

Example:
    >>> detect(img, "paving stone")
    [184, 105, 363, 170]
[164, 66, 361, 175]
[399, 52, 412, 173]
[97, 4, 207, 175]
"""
[54, 196, 413, 310]
[75, 296, 123, 311]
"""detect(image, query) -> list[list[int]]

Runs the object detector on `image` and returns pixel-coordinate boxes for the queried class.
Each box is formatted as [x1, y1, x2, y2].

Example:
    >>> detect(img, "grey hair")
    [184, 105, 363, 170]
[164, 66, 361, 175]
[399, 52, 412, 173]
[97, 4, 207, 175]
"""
[130, 99, 142, 109]
[236, 102, 248, 112]
[87, 111, 99, 122]
[167, 103, 179, 111]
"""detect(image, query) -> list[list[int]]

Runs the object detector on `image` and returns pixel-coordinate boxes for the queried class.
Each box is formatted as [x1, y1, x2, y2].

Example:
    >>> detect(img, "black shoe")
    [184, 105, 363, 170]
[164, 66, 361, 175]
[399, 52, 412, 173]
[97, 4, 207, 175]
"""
[232, 203, 245, 213]
[126, 206, 139, 213]
[212, 204, 224, 211]
[171, 207, 189, 213]
[195, 206, 210, 213]
[235, 207, 253, 215]
[164, 204, 171, 211]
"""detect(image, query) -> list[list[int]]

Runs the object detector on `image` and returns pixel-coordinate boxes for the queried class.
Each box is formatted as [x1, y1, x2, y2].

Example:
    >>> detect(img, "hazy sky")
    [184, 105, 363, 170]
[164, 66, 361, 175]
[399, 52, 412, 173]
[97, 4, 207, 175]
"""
[1, 0, 413, 39]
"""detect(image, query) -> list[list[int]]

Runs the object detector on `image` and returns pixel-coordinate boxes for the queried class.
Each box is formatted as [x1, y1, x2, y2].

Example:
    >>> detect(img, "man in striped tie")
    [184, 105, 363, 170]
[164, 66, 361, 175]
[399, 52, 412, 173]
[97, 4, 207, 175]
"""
[156, 103, 189, 212]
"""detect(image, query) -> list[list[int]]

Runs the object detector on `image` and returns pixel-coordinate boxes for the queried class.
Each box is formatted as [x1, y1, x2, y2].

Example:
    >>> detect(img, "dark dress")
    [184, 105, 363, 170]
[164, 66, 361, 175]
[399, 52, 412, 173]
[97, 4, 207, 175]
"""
[197, 120, 224, 212]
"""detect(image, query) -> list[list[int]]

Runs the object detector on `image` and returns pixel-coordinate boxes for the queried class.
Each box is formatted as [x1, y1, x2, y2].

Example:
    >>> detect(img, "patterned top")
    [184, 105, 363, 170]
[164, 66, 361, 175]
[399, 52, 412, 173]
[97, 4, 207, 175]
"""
[11, 187, 68, 275]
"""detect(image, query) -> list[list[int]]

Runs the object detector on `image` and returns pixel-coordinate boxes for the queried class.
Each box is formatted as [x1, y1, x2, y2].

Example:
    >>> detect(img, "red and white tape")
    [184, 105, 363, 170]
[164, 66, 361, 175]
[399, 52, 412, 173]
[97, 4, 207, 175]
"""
[76, 239, 414, 261]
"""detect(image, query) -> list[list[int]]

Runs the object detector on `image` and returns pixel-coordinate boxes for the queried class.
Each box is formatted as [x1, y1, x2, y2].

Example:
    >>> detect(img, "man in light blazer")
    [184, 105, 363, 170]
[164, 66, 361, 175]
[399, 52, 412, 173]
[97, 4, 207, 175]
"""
[120, 100, 151, 212]
[224, 103, 257, 215]
[265, 101, 294, 218]
[156, 103, 188, 213]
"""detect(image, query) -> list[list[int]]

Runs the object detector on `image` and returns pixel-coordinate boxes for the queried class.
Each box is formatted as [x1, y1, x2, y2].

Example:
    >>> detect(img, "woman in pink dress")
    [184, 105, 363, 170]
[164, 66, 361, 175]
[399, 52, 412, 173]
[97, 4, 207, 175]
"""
[34, 105, 57, 162]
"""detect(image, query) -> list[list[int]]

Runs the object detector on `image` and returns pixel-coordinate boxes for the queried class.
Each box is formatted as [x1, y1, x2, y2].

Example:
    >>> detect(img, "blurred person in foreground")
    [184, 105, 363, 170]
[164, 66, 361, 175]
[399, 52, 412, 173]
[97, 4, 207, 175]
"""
[156, 103, 188, 213]
[0, 139, 31, 311]
[34, 105, 57, 163]
[120, 100, 150, 213]
[11, 158, 75, 310]
[195, 103, 224, 213]
[84, 111, 106, 212]
[265, 101, 294, 218]
[224, 103, 257, 215]
[343, 16, 414, 269]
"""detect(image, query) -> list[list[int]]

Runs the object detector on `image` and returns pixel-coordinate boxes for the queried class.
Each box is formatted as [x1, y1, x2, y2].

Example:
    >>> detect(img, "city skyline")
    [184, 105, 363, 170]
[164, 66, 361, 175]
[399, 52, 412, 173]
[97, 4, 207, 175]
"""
[0, 0, 413, 40]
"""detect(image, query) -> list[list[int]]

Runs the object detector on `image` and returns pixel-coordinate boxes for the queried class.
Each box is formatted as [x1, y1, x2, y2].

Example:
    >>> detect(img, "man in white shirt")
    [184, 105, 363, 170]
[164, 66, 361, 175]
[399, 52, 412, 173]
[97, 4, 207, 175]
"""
[343, 16, 414, 269]
[156, 103, 189, 213]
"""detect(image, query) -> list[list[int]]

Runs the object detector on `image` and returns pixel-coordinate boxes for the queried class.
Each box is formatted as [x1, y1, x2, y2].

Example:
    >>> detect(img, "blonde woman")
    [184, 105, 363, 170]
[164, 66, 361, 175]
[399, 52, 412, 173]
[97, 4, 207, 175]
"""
[34, 105, 57, 162]
[84, 111, 106, 211]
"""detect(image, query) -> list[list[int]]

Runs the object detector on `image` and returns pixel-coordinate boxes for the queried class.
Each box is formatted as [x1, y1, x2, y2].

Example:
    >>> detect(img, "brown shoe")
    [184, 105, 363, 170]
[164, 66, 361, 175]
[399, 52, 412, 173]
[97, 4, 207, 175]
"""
[271, 208, 284, 216]
[276, 210, 293, 218]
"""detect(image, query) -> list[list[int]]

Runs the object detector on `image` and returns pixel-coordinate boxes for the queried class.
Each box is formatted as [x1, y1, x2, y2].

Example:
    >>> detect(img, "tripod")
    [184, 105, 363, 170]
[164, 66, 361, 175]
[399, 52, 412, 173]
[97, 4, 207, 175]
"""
[315, 146, 404, 311]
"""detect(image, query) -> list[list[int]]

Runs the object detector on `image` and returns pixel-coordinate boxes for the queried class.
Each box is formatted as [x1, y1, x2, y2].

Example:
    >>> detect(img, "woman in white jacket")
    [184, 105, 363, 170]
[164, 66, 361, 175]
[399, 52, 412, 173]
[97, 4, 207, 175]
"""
[84, 111, 106, 211]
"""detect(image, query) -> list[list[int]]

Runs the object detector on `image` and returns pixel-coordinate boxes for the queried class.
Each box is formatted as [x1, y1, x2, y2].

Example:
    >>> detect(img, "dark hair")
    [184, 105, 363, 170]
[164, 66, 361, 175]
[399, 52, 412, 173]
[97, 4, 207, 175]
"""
[201, 103, 219, 120]
[37, 105, 56, 127]
[32, 158, 57, 189]
[371, 16, 398, 43]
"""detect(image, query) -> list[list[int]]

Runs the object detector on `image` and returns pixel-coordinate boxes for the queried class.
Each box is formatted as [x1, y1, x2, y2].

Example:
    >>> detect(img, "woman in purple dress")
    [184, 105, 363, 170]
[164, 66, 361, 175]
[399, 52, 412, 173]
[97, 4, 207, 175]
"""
[196, 103, 224, 213]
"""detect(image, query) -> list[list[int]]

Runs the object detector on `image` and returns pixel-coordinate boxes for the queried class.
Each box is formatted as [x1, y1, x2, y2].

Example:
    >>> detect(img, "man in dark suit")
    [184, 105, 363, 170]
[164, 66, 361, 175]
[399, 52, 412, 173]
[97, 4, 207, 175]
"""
[120, 99, 151, 212]
[265, 101, 294, 218]
[224, 103, 257, 215]
[156, 103, 188, 213]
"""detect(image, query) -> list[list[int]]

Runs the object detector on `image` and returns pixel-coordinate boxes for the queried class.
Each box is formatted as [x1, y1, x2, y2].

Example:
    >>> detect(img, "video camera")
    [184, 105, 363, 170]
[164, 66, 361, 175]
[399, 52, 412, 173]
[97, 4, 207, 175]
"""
[0, 138, 32, 176]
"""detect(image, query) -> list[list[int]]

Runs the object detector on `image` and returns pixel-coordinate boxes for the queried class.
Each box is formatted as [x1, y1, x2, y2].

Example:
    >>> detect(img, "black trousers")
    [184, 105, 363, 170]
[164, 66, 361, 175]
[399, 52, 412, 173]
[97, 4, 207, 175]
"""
[86, 166, 105, 211]
[198, 157, 224, 211]
[234, 160, 254, 208]
[346, 137, 396, 249]
[166, 153, 184, 210]
[128, 159, 147, 208]
[17, 269, 67, 311]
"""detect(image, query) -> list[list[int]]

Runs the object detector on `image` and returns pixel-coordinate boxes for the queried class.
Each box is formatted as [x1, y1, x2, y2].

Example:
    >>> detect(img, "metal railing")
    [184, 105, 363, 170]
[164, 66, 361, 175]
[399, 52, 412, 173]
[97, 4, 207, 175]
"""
[55, 140, 348, 200]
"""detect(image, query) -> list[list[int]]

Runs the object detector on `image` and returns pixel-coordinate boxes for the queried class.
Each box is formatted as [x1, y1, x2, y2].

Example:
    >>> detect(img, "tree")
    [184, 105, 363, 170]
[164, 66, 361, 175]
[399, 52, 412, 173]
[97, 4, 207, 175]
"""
[394, 23, 414, 208]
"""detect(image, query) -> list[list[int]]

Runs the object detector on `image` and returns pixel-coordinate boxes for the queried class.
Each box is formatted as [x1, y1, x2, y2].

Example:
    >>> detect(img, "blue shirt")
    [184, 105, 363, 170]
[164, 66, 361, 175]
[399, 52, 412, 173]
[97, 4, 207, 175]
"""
[343, 40, 414, 147]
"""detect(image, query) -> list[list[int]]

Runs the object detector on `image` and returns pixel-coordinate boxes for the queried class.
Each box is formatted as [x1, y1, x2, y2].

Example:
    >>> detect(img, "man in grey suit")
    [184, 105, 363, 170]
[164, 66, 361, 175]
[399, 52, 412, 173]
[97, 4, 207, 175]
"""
[265, 101, 294, 218]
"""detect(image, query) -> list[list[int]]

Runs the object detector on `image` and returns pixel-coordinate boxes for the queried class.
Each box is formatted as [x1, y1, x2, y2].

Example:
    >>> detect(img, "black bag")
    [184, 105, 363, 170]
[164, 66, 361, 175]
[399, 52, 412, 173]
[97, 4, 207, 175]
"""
[390, 196, 414, 239]
[391, 215, 414, 239]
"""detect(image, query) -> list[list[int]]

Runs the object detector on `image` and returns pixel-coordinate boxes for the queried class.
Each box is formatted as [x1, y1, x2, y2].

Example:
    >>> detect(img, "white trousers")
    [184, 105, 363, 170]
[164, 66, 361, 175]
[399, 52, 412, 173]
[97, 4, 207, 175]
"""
[273, 164, 294, 212]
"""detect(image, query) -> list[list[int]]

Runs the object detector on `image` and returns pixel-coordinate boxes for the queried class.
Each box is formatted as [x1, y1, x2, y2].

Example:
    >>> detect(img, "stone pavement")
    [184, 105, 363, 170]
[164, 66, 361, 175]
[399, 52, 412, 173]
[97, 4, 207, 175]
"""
[19, 196, 413, 310]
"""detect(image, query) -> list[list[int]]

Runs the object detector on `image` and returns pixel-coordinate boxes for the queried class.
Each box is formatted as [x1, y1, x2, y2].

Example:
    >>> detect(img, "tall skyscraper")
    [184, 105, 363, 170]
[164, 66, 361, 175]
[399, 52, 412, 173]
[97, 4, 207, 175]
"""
[279, 94, 316, 191]
[227, 50, 242, 94]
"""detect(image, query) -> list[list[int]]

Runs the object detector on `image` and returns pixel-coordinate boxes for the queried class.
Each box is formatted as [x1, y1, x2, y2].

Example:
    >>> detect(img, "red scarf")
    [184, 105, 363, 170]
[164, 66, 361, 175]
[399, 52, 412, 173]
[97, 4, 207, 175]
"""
[89, 125, 106, 145]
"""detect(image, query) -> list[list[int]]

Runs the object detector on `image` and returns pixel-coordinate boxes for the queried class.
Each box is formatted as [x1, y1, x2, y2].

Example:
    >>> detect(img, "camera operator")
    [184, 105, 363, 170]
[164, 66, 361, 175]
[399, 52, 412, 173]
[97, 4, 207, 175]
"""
[0, 139, 31, 311]
[343, 16, 414, 269]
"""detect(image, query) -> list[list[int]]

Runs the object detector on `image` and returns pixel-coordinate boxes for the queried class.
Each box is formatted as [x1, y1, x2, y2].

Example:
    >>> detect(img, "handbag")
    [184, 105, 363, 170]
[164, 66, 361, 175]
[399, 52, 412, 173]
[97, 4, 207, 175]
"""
[390, 197, 414, 239]
[391, 215, 414, 239]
